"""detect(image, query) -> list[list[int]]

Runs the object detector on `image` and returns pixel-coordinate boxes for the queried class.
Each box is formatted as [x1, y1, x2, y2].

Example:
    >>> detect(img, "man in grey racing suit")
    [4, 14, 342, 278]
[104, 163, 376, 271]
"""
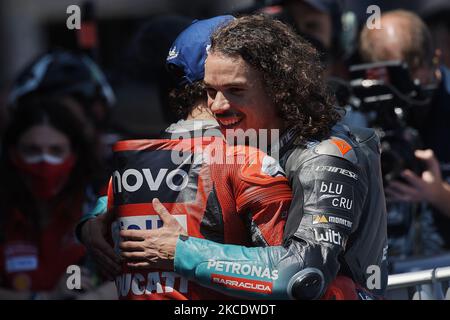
[167, 123, 388, 299]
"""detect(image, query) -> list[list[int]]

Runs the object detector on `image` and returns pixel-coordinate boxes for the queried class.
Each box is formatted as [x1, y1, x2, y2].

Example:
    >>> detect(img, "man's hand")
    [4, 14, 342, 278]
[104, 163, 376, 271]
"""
[80, 214, 122, 280]
[386, 149, 444, 204]
[119, 198, 187, 271]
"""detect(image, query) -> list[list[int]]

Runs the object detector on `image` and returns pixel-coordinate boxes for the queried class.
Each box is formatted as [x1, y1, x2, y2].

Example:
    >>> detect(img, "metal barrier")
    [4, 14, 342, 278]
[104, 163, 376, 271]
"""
[386, 266, 450, 300]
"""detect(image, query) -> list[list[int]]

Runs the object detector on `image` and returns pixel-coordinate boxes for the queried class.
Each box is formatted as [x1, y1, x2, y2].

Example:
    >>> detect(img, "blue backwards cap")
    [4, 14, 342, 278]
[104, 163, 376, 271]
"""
[166, 15, 235, 86]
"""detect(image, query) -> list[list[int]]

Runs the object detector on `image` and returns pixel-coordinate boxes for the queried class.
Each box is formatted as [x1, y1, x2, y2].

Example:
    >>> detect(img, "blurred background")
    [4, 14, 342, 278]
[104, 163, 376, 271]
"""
[1, 0, 448, 137]
[0, 0, 254, 136]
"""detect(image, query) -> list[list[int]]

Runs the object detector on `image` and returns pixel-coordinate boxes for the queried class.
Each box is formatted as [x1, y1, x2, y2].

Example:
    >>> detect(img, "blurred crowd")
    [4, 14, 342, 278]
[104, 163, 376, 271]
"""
[0, 0, 450, 299]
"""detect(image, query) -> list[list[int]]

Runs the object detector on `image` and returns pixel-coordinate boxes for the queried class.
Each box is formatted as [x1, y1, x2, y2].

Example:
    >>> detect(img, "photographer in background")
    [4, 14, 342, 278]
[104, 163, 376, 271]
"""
[359, 10, 450, 254]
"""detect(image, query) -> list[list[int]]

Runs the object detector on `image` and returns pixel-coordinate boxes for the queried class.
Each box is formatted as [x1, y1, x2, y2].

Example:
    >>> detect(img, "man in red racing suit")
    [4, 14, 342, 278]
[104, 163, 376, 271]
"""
[106, 123, 292, 299]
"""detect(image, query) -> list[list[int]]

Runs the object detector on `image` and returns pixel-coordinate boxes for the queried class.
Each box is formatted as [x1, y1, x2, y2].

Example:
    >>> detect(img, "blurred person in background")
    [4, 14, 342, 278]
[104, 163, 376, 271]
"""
[125, 14, 192, 125]
[0, 98, 114, 299]
[7, 49, 117, 190]
[359, 10, 450, 256]
[256, 0, 358, 78]
[420, 0, 450, 69]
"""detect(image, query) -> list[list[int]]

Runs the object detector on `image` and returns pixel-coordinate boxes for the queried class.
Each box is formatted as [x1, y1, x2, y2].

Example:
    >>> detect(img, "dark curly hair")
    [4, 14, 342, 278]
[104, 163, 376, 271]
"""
[168, 81, 206, 120]
[209, 14, 342, 144]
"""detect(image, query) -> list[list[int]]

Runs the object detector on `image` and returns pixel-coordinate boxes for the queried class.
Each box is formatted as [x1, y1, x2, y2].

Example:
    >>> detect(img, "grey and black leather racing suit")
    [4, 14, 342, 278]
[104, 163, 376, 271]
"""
[173, 124, 388, 299]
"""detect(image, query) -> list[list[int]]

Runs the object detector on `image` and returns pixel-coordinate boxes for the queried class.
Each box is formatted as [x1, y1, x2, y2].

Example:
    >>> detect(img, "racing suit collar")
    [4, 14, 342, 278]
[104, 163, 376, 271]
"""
[272, 124, 352, 159]
[270, 127, 300, 160]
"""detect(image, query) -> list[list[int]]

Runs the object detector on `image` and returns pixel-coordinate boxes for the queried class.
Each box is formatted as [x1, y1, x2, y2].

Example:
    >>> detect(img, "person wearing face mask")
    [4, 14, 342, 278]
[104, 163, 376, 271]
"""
[7, 50, 117, 195]
[12, 148, 76, 201]
[0, 98, 109, 299]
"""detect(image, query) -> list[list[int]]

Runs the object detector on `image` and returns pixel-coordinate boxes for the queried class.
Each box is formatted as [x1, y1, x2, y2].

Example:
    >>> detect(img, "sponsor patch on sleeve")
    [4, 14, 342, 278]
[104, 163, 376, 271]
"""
[313, 227, 347, 248]
[315, 165, 358, 180]
[211, 274, 273, 294]
[314, 179, 354, 214]
[310, 213, 353, 230]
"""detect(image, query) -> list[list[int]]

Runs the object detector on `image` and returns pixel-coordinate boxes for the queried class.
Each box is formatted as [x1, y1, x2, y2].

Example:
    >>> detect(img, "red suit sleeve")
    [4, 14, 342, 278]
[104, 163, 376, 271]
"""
[234, 146, 292, 246]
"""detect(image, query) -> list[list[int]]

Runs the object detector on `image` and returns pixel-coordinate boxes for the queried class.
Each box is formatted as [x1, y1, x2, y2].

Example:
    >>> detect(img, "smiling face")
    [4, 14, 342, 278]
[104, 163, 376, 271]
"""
[204, 52, 284, 135]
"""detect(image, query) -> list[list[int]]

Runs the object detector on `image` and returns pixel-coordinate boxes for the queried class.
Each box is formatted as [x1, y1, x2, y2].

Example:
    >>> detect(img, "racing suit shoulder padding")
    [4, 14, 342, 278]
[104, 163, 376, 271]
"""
[314, 137, 358, 164]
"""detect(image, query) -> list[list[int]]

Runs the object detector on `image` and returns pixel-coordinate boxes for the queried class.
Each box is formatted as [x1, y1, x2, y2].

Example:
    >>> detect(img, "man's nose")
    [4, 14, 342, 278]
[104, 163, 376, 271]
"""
[210, 92, 230, 113]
